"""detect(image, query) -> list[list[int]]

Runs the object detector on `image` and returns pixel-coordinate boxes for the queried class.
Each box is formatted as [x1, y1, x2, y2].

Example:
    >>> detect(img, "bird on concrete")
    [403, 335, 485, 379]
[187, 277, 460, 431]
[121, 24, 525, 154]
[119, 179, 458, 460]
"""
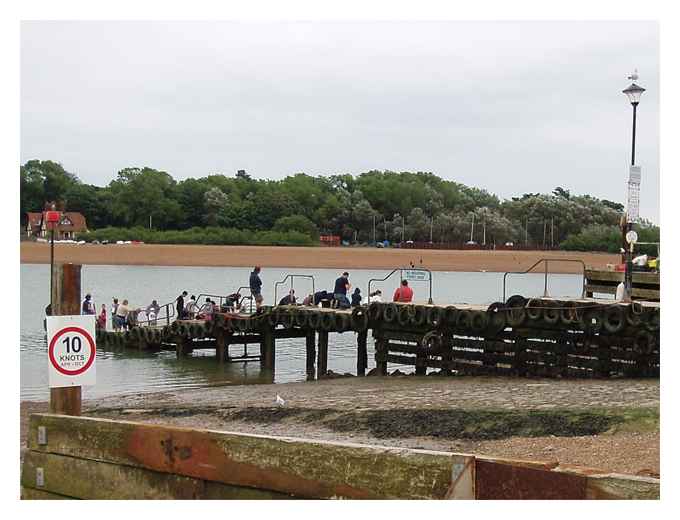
[275, 394, 286, 407]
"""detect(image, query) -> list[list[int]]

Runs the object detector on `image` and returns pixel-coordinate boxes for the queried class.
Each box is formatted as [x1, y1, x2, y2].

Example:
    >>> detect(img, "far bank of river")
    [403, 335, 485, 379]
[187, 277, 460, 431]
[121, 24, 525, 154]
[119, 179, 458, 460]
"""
[20, 242, 618, 273]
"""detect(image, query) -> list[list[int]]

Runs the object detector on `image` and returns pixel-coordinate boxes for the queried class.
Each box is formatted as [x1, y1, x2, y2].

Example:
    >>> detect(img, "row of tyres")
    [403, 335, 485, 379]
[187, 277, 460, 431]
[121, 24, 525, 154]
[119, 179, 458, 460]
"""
[368, 298, 659, 334]
[503, 296, 660, 335]
[264, 306, 363, 333]
[368, 301, 502, 335]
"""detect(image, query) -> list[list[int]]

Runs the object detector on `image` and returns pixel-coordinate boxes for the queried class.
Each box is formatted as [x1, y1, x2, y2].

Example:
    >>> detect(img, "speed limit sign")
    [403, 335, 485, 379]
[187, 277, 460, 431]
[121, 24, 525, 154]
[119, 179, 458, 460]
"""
[46, 315, 97, 388]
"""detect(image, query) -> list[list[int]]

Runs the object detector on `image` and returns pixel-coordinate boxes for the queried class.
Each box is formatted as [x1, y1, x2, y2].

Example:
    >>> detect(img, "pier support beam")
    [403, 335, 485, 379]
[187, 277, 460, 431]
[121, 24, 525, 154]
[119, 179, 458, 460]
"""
[357, 330, 368, 377]
[261, 326, 275, 375]
[415, 349, 427, 376]
[374, 331, 387, 376]
[317, 330, 328, 378]
[305, 330, 316, 381]
[215, 328, 226, 363]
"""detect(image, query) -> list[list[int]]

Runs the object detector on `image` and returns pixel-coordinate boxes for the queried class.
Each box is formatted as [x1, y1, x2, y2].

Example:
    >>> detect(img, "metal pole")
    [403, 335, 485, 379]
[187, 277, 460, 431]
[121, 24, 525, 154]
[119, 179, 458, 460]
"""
[372, 214, 376, 244]
[543, 220, 546, 249]
[429, 217, 433, 243]
[631, 102, 638, 166]
[624, 102, 639, 301]
[50, 227, 55, 306]
[470, 214, 475, 242]
[525, 217, 528, 247]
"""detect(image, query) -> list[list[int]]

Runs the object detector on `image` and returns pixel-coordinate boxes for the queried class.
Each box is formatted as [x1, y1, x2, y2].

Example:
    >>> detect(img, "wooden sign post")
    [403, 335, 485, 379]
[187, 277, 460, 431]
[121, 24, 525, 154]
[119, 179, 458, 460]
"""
[49, 263, 82, 415]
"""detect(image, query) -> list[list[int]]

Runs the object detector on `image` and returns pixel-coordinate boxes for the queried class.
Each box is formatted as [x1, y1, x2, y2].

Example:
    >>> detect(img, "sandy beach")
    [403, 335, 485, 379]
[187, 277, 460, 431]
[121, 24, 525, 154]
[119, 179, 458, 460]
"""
[20, 376, 659, 476]
[20, 242, 618, 273]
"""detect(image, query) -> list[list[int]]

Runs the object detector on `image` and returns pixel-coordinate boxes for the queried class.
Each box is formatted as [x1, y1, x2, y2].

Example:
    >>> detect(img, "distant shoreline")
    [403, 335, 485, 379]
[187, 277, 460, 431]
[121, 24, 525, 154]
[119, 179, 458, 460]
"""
[20, 242, 619, 274]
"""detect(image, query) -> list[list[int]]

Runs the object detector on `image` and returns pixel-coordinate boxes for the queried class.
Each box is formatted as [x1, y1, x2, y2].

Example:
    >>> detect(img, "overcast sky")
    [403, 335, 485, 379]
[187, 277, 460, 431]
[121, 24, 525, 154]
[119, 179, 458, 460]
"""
[21, 21, 659, 221]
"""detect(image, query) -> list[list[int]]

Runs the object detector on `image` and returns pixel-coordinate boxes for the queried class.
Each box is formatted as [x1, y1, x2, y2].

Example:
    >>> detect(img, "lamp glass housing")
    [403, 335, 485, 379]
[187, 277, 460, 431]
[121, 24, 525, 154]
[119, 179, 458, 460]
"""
[623, 83, 645, 104]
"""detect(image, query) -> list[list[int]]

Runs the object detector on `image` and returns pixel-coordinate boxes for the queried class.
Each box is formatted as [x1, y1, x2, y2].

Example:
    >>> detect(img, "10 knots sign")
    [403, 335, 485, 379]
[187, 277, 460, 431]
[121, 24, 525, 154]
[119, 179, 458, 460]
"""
[46, 315, 97, 388]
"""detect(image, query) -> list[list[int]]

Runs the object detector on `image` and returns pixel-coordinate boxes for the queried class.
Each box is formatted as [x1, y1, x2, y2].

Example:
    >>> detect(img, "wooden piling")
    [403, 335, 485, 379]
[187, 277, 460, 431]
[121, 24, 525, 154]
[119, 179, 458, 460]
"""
[317, 330, 328, 378]
[415, 350, 427, 376]
[374, 331, 387, 376]
[49, 263, 82, 416]
[262, 326, 275, 374]
[215, 328, 226, 363]
[357, 330, 368, 377]
[306, 330, 316, 380]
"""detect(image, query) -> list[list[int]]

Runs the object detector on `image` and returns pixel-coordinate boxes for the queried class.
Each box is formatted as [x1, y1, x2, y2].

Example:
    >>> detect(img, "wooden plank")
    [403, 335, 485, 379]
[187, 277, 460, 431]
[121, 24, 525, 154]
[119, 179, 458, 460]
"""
[28, 414, 473, 500]
[585, 474, 660, 500]
[585, 269, 660, 285]
[21, 486, 73, 500]
[585, 284, 660, 300]
[21, 450, 290, 500]
[475, 459, 586, 499]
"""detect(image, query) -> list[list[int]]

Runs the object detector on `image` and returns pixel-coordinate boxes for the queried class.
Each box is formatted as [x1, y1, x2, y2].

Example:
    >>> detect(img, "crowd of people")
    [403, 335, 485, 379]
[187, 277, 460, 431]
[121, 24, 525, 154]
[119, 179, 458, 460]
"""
[83, 266, 418, 332]
[247, 267, 414, 310]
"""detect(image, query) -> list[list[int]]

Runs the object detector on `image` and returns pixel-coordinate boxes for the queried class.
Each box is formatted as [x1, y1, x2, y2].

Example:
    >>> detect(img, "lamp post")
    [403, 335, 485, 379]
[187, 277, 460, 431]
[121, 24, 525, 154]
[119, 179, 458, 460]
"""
[622, 73, 645, 301]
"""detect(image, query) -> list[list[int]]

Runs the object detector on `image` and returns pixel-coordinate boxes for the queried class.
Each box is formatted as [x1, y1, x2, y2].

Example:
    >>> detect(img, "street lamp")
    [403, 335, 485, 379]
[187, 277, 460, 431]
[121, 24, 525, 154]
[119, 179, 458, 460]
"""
[622, 72, 645, 301]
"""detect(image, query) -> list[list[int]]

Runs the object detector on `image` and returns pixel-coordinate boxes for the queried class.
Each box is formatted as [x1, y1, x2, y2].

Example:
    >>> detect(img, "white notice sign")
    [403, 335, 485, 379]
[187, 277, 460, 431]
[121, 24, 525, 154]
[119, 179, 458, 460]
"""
[46, 315, 97, 388]
[629, 165, 641, 184]
[404, 270, 429, 282]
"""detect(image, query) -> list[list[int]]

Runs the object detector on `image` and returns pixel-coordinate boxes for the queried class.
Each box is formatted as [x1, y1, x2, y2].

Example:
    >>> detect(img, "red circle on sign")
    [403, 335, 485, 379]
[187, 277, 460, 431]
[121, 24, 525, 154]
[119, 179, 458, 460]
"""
[48, 326, 96, 376]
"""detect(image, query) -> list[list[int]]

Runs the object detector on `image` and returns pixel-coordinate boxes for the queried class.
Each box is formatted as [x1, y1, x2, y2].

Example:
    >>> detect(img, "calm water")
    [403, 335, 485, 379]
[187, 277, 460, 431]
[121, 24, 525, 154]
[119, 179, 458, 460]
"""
[20, 263, 586, 400]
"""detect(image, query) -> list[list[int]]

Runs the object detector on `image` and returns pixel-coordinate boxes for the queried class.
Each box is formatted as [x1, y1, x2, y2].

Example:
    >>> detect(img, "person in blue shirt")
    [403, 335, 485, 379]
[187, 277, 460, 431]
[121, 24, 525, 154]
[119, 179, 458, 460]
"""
[249, 266, 263, 310]
[333, 272, 351, 308]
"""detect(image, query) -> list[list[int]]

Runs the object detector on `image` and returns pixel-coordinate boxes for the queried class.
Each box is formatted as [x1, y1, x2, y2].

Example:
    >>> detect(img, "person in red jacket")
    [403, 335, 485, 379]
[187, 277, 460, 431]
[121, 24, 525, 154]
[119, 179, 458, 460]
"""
[393, 280, 414, 302]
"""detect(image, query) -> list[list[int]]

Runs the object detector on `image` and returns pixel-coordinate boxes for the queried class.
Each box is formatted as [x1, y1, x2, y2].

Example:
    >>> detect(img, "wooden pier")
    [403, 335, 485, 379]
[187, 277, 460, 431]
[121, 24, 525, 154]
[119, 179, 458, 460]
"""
[96, 297, 660, 379]
[585, 268, 660, 301]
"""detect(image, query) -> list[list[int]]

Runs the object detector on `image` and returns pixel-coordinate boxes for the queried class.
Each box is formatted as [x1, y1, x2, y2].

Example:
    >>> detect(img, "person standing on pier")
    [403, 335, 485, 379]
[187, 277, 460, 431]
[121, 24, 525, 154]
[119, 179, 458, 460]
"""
[250, 266, 263, 311]
[82, 293, 96, 315]
[333, 271, 351, 308]
[176, 291, 188, 319]
[393, 280, 414, 303]
[185, 295, 198, 319]
[96, 304, 107, 330]
[112, 298, 120, 331]
[115, 299, 131, 330]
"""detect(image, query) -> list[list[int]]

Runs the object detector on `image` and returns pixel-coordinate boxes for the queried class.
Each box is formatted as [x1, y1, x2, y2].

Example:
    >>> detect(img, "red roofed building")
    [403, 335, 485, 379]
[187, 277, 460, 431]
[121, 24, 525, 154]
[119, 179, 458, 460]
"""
[26, 211, 88, 240]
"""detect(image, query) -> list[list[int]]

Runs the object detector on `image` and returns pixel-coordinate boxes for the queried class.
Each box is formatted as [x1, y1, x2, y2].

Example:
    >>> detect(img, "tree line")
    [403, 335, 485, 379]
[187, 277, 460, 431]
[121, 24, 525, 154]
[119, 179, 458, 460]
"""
[20, 159, 659, 252]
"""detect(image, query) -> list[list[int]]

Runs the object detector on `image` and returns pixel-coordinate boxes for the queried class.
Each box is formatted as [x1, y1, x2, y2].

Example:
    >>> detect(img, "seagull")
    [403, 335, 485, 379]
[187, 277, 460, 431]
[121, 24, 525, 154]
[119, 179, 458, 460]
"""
[628, 69, 639, 81]
[275, 394, 286, 407]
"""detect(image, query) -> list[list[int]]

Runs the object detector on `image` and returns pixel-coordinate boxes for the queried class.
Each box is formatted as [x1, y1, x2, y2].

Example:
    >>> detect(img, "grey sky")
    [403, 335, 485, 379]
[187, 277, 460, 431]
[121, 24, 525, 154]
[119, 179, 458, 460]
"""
[21, 21, 659, 221]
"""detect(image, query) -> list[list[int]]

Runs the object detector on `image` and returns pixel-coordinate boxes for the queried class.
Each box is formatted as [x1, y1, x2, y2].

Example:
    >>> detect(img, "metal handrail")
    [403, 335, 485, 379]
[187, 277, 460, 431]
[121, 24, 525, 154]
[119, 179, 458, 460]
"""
[502, 258, 586, 302]
[134, 301, 176, 327]
[196, 293, 231, 309]
[368, 267, 433, 304]
[274, 274, 315, 305]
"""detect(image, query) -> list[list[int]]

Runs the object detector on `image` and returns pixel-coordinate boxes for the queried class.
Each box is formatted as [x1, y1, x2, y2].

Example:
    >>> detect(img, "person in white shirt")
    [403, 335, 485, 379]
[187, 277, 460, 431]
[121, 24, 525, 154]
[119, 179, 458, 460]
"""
[185, 295, 198, 319]
[368, 290, 383, 303]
